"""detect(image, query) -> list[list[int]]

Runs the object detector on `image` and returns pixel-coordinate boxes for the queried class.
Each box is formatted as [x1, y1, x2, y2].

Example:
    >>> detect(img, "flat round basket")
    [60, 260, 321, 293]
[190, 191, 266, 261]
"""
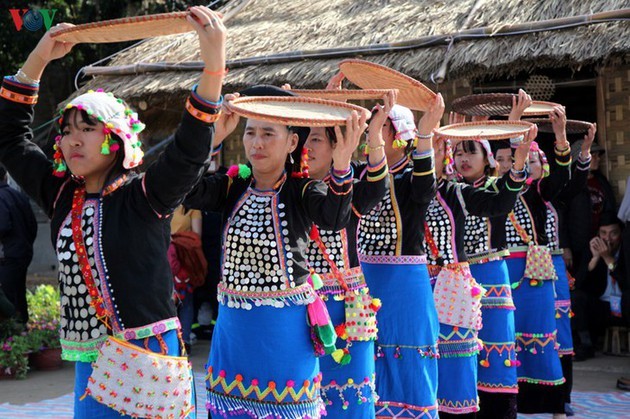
[339, 59, 436, 111]
[226, 96, 371, 127]
[290, 89, 396, 101]
[435, 121, 533, 141]
[50, 12, 192, 43]
[521, 101, 562, 116]
[451, 93, 516, 116]
[524, 118, 592, 135]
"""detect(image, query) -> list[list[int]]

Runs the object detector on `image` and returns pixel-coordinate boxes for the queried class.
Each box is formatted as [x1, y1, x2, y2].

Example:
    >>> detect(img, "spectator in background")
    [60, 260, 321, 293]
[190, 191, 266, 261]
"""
[0, 165, 37, 324]
[169, 205, 205, 354]
[572, 215, 627, 361]
[561, 142, 616, 275]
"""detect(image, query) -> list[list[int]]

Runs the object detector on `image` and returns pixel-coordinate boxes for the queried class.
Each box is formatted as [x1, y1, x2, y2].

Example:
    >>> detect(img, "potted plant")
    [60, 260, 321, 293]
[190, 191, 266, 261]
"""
[27, 319, 62, 370]
[26, 285, 62, 370]
[0, 334, 30, 379]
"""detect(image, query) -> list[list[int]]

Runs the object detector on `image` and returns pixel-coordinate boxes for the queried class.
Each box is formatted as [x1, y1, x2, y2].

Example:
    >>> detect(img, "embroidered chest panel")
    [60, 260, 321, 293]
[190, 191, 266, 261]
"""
[425, 195, 456, 266]
[464, 214, 489, 257]
[505, 198, 533, 247]
[305, 228, 348, 275]
[56, 200, 107, 342]
[357, 185, 398, 256]
[222, 190, 294, 292]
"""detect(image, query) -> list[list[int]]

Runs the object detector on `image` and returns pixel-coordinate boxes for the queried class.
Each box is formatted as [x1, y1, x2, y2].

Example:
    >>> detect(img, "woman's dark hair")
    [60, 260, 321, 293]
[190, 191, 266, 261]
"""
[60, 108, 130, 186]
[455, 140, 498, 177]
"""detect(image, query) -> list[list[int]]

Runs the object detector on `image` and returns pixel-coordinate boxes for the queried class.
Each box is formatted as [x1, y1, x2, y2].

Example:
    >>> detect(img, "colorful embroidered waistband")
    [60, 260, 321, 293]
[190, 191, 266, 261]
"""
[437, 398, 479, 414]
[115, 317, 181, 341]
[61, 337, 107, 363]
[376, 401, 438, 418]
[218, 282, 316, 310]
[358, 254, 427, 265]
[319, 267, 366, 296]
[468, 249, 510, 265]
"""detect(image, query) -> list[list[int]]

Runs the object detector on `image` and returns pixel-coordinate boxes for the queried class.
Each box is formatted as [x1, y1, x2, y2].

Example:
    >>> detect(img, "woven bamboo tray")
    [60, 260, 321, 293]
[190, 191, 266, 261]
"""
[50, 12, 192, 43]
[339, 59, 436, 111]
[227, 96, 371, 127]
[290, 89, 396, 101]
[524, 118, 592, 135]
[452, 93, 516, 117]
[435, 120, 533, 140]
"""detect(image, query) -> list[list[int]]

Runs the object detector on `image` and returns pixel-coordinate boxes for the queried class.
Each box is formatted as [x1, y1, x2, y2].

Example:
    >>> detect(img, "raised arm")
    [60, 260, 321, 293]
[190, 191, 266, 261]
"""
[0, 25, 76, 215]
[141, 6, 226, 216]
[410, 93, 444, 205]
[559, 123, 596, 202]
[303, 111, 366, 230]
[540, 106, 571, 201]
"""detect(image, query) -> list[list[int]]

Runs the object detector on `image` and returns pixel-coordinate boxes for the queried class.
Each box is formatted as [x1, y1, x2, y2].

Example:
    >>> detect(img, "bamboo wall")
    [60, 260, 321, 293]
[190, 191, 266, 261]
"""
[598, 66, 630, 200]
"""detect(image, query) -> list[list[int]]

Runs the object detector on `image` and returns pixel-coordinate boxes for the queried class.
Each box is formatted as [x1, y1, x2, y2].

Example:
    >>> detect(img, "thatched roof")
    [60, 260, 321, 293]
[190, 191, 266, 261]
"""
[75, 0, 630, 135]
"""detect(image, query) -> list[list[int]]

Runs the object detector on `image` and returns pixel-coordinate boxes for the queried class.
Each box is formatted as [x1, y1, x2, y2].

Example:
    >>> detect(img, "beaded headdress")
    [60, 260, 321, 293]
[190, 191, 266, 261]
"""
[53, 89, 145, 177]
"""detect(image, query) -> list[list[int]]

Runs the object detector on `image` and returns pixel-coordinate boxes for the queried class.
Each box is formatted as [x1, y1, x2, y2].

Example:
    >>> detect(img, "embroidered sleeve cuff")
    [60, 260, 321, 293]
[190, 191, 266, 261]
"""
[186, 91, 222, 125]
[412, 150, 434, 176]
[366, 156, 388, 182]
[329, 166, 354, 195]
[1, 76, 39, 105]
[506, 173, 525, 191]
[554, 148, 572, 164]
[576, 153, 592, 170]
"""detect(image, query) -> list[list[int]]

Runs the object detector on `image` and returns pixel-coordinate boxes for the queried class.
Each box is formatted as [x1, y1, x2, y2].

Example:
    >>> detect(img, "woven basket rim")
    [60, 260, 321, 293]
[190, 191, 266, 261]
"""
[524, 118, 592, 134]
[521, 101, 563, 116]
[227, 96, 371, 127]
[451, 93, 516, 116]
[290, 88, 397, 100]
[338, 59, 436, 111]
[50, 11, 191, 43]
[435, 120, 533, 140]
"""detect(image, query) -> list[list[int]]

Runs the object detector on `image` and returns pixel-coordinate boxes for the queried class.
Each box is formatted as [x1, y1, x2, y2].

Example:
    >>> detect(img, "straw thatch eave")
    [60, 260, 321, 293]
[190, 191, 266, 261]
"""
[71, 0, 630, 136]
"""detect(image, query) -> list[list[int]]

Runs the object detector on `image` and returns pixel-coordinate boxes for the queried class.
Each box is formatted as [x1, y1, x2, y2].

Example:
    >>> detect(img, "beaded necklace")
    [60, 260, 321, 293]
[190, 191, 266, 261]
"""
[71, 186, 112, 329]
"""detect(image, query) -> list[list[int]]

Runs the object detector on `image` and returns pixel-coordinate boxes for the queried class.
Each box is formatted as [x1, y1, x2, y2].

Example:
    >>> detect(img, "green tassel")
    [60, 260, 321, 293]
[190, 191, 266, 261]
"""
[311, 273, 323, 290]
[315, 324, 337, 352]
[57, 161, 67, 172]
[101, 143, 110, 155]
[238, 164, 252, 180]
[131, 122, 146, 133]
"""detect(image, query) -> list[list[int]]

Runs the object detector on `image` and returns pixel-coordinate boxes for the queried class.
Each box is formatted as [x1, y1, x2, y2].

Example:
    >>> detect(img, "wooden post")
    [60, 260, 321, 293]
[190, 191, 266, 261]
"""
[595, 70, 610, 179]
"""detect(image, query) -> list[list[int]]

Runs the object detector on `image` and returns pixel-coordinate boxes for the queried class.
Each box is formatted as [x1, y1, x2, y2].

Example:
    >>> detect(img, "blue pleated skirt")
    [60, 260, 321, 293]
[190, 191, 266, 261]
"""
[505, 257, 564, 386]
[205, 300, 324, 418]
[470, 260, 518, 394]
[552, 255, 574, 356]
[361, 260, 439, 419]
